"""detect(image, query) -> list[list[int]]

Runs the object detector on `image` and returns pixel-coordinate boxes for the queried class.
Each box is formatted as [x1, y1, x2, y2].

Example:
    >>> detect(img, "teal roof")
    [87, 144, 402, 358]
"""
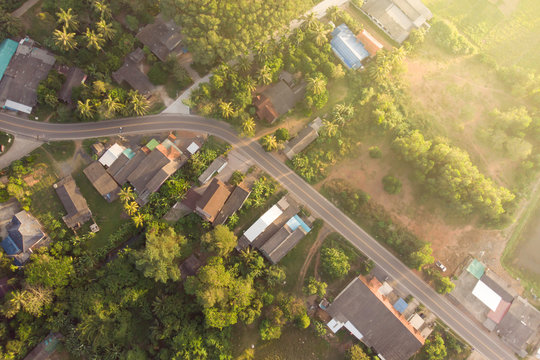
[467, 259, 485, 280]
[123, 148, 135, 159]
[145, 139, 160, 151]
[0, 39, 18, 82]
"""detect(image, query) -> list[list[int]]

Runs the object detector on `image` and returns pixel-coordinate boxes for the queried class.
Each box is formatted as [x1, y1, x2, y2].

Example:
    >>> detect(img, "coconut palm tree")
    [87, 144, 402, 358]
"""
[53, 27, 77, 51]
[77, 99, 95, 119]
[92, 0, 112, 19]
[118, 186, 135, 203]
[261, 135, 278, 151]
[103, 94, 124, 117]
[335, 103, 354, 119]
[132, 213, 145, 228]
[244, 76, 257, 93]
[96, 19, 115, 40]
[326, 6, 341, 23]
[257, 65, 273, 85]
[124, 201, 139, 216]
[128, 90, 150, 116]
[241, 117, 256, 136]
[219, 100, 235, 119]
[311, 22, 329, 47]
[307, 74, 326, 95]
[321, 120, 338, 138]
[84, 28, 105, 51]
[302, 12, 318, 30]
[56, 8, 79, 31]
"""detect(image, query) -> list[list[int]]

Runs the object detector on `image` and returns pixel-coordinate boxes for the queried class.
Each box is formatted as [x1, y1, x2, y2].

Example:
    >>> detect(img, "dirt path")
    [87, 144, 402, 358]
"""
[11, 0, 40, 18]
[296, 225, 332, 292]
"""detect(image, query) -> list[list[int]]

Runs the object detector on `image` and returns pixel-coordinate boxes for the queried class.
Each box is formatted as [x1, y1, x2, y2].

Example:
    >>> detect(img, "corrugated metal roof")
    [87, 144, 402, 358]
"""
[145, 139, 160, 151]
[244, 205, 283, 242]
[393, 298, 408, 314]
[4, 100, 32, 114]
[472, 280, 502, 312]
[0, 39, 18, 82]
[99, 143, 125, 167]
[331, 24, 369, 69]
[467, 259, 486, 280]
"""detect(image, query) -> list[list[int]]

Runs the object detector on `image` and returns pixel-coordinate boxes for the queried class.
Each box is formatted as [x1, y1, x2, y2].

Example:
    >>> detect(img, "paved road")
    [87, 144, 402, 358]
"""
[0, 112, 516, 360]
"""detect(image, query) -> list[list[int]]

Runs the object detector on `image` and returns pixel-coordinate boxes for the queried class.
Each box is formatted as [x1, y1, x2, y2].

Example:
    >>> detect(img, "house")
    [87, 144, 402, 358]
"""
[179, 254, 203, 280]
[0, 39, 18, 83]
[259, 215, 311, 264]
[58, 67, 87, 103]
[496, 296, 540, 357]
[357, 29, 384, 57]
[213, 184, 251, 226]
[284, 117, 323, 160]
[83, 161, 121, 202]
[198, 156, 228, 185]
[99, 143, 126, 167]
[54, 175, 92, 229]
[326, 276, 425, 360]
[1, 211, 46, 265]
[358, 0, 433, 43]
[107, 137, 187, 204]
[0, 38, 55, 114]
[254, 71, 306, 123]
[195, 178, 232, 223]
[237, 196, 306, 253]
[331, 24, 370, 69]
[136, 17, 184, 62]
[112, 48, 154, 95]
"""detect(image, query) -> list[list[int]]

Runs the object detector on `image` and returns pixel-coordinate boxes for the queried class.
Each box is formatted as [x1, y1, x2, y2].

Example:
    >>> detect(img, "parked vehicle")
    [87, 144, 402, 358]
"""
[435, 261, 447, 272]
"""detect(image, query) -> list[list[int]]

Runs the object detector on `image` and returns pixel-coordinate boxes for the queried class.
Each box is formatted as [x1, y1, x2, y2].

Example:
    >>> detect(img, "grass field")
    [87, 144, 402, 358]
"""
[43, 141, 76, 162]
[0, 133, 14, 154]
[424, 0, 540, 72]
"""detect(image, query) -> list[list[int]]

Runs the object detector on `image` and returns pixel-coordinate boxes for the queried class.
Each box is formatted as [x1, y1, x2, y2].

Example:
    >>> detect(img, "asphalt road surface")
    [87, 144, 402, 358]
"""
[0, 112, 516, 359]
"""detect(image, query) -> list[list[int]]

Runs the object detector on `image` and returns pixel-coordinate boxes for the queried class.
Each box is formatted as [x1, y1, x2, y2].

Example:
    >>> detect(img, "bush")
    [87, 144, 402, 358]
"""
[431, 19, 475, 55]
[148, 63, 168, 85]
[321, 247, 350, 279]
[259, 319, 281, 340]
[229, 170, 245, 186]
[368, 146, 382, 158]
[296, 313, 310, 329]
[382, 175, 402, 194]
[313, 320, 327, 337]
[125, 15, 139, 32]
[275, 128, 290, 142]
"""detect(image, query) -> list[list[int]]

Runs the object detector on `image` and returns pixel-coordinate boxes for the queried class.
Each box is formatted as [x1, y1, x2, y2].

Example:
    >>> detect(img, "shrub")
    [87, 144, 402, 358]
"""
[148, 63, 168, 85]
[382, 175, 402, 194]
[274, 128, 290, 142]
[259, 319, 281, 340]
[321, 247, 350, 279]
[229, 170, 245, 186]
[431, 19, 475, 55]
[125, 15, 139, 32]
[368, 146, 382, 158]
[313, 320, 327, 337]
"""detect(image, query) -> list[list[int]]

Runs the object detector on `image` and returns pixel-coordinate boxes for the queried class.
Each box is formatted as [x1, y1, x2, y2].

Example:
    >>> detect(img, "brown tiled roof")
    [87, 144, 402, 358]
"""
[195, 178, 231, 222]
[83, 161, 120, 202]
[356, 29, 384, 57]
[54, 175, 92, 229]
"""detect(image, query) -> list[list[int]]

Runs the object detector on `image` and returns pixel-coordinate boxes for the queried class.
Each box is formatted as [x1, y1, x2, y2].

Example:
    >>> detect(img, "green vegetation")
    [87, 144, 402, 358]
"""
[382, 174, 402, 194]
[42, 141, 75, 162]
[321, 247, 350, 279]
[430, 19, 475, 55]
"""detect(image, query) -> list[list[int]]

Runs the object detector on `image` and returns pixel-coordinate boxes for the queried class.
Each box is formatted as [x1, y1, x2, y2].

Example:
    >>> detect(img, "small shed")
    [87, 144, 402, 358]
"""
[198, 156, 228, 184]
[467, 259, 486, 280]
[393, 298, 408, 314]
[99, 143, 125, 167]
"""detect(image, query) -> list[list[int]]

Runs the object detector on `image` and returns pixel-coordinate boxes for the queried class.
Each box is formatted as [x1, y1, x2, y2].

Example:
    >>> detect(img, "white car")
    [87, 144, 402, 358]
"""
[435, 261, 447, 272]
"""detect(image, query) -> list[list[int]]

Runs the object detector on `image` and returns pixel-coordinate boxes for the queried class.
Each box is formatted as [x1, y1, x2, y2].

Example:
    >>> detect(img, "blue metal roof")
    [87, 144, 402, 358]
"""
[330, 24, 369, 69]
[286, 215, 311, 233]
[0, 39, 18, 82]
[1, 235, 20, 256]
[393, 298, 408, 314]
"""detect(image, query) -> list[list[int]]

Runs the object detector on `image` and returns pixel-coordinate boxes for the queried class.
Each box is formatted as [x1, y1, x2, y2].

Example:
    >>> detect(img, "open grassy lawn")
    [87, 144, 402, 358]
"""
[232, 322, 342, 360]
[424, 0, 540, 72]
[72, 168, 128, 252]
[43, 141, 76, 162]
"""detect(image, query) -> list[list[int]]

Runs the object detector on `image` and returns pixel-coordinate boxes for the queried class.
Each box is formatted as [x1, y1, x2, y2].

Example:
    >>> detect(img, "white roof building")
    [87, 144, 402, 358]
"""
[186, 142, 200, 155]
[99, 143, 125, 168]
[243, 205, 283, 242]
[472, 280, 502, 311]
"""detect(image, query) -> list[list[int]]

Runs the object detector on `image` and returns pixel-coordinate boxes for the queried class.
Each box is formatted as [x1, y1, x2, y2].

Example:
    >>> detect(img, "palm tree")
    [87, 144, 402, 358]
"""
[241, 117, 256, 136]
[219, 100, 235, 119]
[236, 56, 252, 75]
[103, 94, 124, 117]
[321, 120, 338, 138]
[258, 65, 273, 85]
[261, 135, 278, 151]
[302, 12, 318, 30]
[96, 19, 115, 40]
[326, 6, 341, 23]
[92, 0, 112, 19]
[307, 74, 326, 95]
[335, 103, 354, 119]
[128, 90, 150, 116]
[132, 213, 145, 228]
[6, 290, 27, 317]
[53, 27, 77, 51]
[118, 187, 135, 203]
[84, 28, 105, 51]
[56, 8, 79, 31]
[311, 22, 329, 47]
[244, 76, 257, 93]
[77, 99, 95, 119]
[124, 201, 139, 216]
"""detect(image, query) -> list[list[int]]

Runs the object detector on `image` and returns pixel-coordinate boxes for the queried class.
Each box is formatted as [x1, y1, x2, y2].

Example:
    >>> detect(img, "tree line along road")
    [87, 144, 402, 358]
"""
[0, 112, 516, 360]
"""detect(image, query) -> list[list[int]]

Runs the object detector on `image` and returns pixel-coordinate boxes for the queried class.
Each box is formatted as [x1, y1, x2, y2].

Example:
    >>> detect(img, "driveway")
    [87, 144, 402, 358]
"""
[0, 135, 42, 170]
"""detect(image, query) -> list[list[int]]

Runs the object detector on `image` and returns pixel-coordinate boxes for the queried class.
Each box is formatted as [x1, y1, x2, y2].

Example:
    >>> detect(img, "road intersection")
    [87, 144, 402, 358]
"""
[0, 112, 516, 359]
